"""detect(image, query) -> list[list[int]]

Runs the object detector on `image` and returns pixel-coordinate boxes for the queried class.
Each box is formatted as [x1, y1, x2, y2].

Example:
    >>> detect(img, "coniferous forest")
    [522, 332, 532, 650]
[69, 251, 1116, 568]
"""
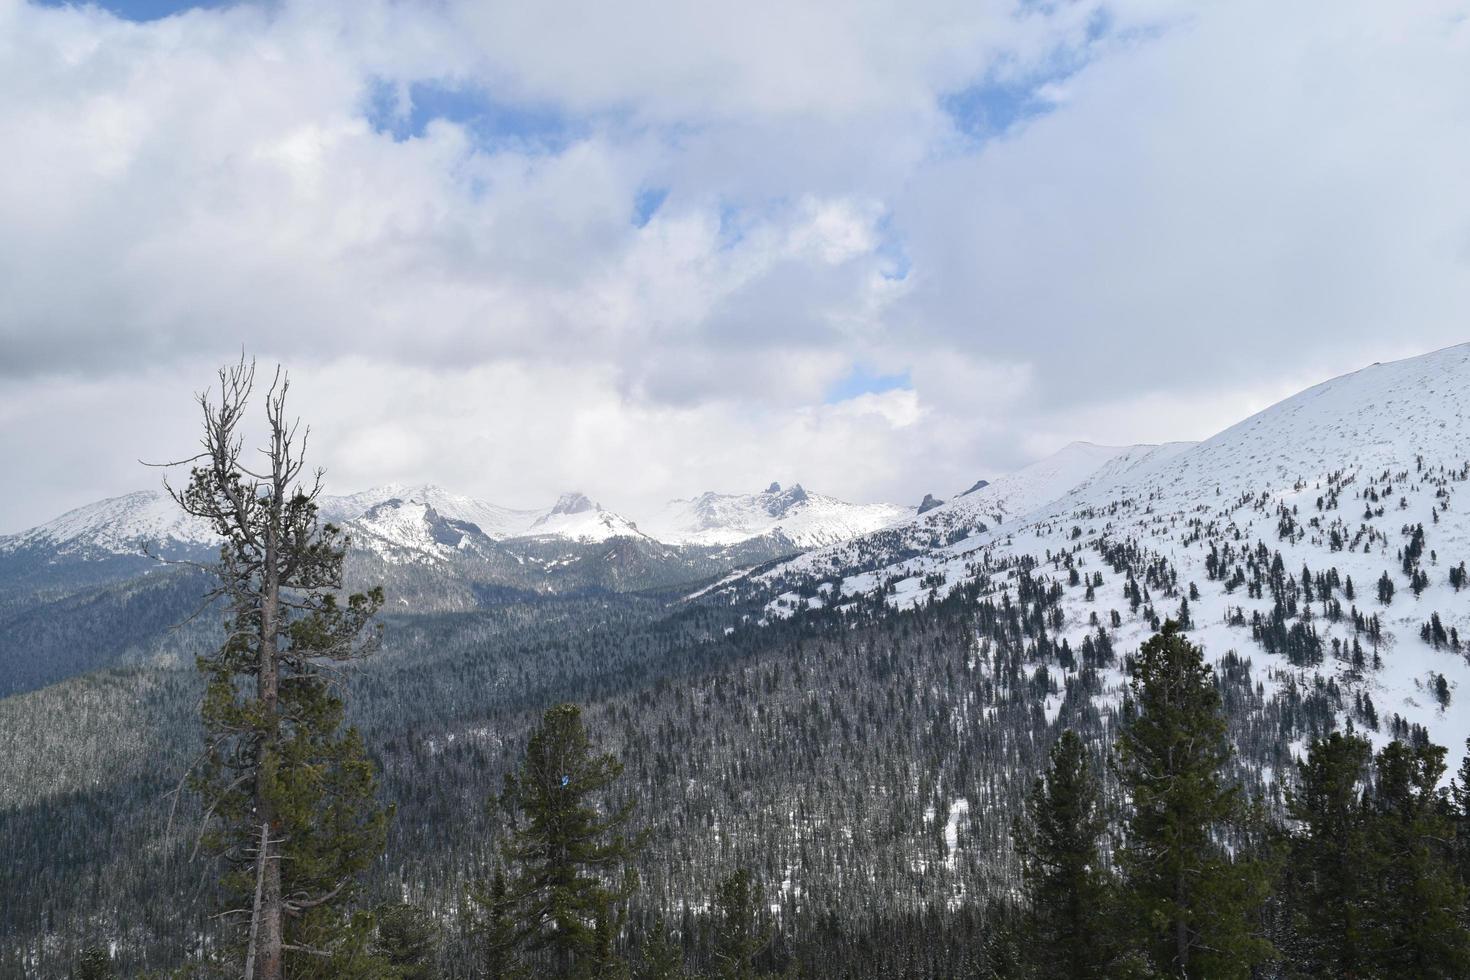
[4, 362, 1469, 980]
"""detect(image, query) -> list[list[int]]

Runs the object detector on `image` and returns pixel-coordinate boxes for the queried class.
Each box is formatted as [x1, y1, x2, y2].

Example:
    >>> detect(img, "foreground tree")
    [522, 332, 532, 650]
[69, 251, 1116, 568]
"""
[1366, 740, 1470, 976]
[470, 868, 529, 980]
[634, 919, 687, 980]
[169, 359, 387, 979]
[711, 868, 769, 980]
[373, 903, 439, 980]
[1115, 621, 1271, 978]
[1454, 740, 1470, 898]
[1286, 732, 1373, 977]
[491, 702, 641, 978]
[1012, 730, 1113, 979]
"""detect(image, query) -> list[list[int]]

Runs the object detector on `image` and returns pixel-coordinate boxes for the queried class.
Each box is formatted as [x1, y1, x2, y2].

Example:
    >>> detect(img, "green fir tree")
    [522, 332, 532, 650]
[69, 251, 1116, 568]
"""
[634, 918, 687, 980]
[1365, 740, 1470, 977]
[1115, 621, 1272, 978]
[1012, 729, 1113, 978]
[1286, 731, 1372, 977]
[498, 703, 642, 978]
[711, 868, 770, 980]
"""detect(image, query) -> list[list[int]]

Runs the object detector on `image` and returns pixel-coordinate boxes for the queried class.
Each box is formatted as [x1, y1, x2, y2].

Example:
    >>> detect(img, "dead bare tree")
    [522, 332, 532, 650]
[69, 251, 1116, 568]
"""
[162, 357, 387, 979]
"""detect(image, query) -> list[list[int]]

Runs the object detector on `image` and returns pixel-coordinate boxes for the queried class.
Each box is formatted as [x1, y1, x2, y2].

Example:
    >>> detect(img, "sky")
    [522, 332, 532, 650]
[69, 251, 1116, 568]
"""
[2, 0, 1468, 532]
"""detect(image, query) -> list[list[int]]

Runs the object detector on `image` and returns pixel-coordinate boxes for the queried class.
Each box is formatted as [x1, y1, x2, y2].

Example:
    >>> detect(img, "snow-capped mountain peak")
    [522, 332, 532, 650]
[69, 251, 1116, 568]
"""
[343, 497, 497, 565]
[0, 489, 216, 559]
[524, 492, 643, 542]
[548, 491, 596, 516]
[644, 483, 911, 548]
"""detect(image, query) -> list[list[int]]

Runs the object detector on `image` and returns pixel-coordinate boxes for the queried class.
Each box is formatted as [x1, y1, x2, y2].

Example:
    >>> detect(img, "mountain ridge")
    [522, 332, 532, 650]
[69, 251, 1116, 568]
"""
[745, 342, 1470, 771]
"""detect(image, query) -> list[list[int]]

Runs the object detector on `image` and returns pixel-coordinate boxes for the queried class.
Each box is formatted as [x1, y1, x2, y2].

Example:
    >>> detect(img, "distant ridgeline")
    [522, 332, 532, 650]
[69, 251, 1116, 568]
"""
[4, 344, 1470, 976]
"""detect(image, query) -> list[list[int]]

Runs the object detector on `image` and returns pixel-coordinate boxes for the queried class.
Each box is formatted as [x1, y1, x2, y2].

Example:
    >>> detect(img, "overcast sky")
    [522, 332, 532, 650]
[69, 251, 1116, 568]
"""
[2, 0, 1468, 532]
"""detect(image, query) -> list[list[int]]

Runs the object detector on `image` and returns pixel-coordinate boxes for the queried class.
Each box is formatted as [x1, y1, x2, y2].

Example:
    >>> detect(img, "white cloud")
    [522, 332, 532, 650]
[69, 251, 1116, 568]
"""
[1, 0, 1467, 531]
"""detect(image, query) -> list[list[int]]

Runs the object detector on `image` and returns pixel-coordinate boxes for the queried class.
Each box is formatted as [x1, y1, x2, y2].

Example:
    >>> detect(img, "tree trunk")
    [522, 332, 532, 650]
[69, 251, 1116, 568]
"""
[255, 508, 284, 980]
[1174, 867, 1189, 976]
[245, 821, 269, 980]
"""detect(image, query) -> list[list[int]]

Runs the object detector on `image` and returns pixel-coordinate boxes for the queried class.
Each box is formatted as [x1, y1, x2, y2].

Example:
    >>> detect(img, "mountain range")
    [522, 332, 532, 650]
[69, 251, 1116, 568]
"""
[6, 342, 1470, 976]
[0, 479, 914, 568]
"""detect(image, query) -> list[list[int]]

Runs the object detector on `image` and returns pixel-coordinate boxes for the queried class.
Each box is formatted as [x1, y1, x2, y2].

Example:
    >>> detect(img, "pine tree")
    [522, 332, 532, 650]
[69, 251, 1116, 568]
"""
[1365, 740, 1470, 977]
[1286, 732, 1372, 977]
[73, 946, 113, 980]
[1115, 621, 1271, 978]
[1452, 741, 1470, 897]
[1012, 730, 1112, 979]
[1377, 571, 1395, 604]
[373, 903, 438, 980]
[471, 867, 529, 980]
[171, 359, 388, 979]
[635, 919, 687, 980]
[711, 868, 769, 980]
[498, 703, 641, 978]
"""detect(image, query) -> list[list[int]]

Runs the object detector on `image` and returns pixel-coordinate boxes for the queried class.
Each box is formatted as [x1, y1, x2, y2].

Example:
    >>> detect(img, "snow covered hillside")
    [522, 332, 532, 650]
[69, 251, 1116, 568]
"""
[523, 492, 647, 542]
[0, 490, 217, 559]
[320, 485, 541, 540]
[753, 344, 1470, 771]
[762, 441, 1196, 584]
[643, 482, 912, 548]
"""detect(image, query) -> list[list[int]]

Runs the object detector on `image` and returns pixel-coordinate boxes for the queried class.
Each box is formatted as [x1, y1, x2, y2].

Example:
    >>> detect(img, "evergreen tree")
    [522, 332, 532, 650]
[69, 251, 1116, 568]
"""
[498, 703, 641, 978]
[1286, 732, 1372, 977]
[1012, 730, 1112, 978]
[635, 919, 687, 980]
[1115, 622, 1271, 978]
[373, 903, 438, 980]
[1365, 740, 1470, 977]
[979, 902, 1030, 980]
[711, 868, 769, 980]
[1452, 740, 1470, 894]
[73, 946, 113, 980]
[1377, 571, 1394, 604]
[471, 868, 528, 980]
[172, 359, 388, 979]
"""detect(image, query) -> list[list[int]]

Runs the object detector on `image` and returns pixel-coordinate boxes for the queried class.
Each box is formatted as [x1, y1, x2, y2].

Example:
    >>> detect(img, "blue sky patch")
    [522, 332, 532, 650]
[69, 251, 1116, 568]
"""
[34, 0, 235, 20]
[942, 10, 1108, 144]
[365, 78, 578, 152]
[632, 187, 669, 227]
[873, 215, 911, 281]
[941, 75, 1060, 142]
[826, 365, 912, 404]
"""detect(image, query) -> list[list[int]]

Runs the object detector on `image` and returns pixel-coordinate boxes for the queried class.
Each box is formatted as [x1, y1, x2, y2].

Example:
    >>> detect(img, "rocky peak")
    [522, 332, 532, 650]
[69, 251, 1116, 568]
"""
[550, 492, 596, 515]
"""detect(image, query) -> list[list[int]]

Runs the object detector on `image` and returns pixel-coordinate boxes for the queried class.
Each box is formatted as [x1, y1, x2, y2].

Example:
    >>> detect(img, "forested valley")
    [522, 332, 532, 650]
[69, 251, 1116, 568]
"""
[6, 360, 1470, 980]
[9, 542, 1470, 977]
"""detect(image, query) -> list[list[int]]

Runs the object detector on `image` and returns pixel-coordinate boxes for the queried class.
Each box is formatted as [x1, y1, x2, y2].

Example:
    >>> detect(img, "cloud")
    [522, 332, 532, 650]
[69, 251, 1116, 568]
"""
[1, 0, 1467, 531]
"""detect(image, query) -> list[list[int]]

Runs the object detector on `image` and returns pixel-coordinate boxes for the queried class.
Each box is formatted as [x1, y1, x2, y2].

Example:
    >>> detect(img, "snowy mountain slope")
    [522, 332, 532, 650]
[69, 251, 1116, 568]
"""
[0, 486, 648, 566]
[754, 343, 1470, 773]
[643, 482, 912, 548]
[0, 490, 216, 559]
[523, 492, 647, 542]
[321, 484, 541, 540]
[759, 441, 1192, 586]
[941, 440, 1195, 527]
[340, 498, 506, 566]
